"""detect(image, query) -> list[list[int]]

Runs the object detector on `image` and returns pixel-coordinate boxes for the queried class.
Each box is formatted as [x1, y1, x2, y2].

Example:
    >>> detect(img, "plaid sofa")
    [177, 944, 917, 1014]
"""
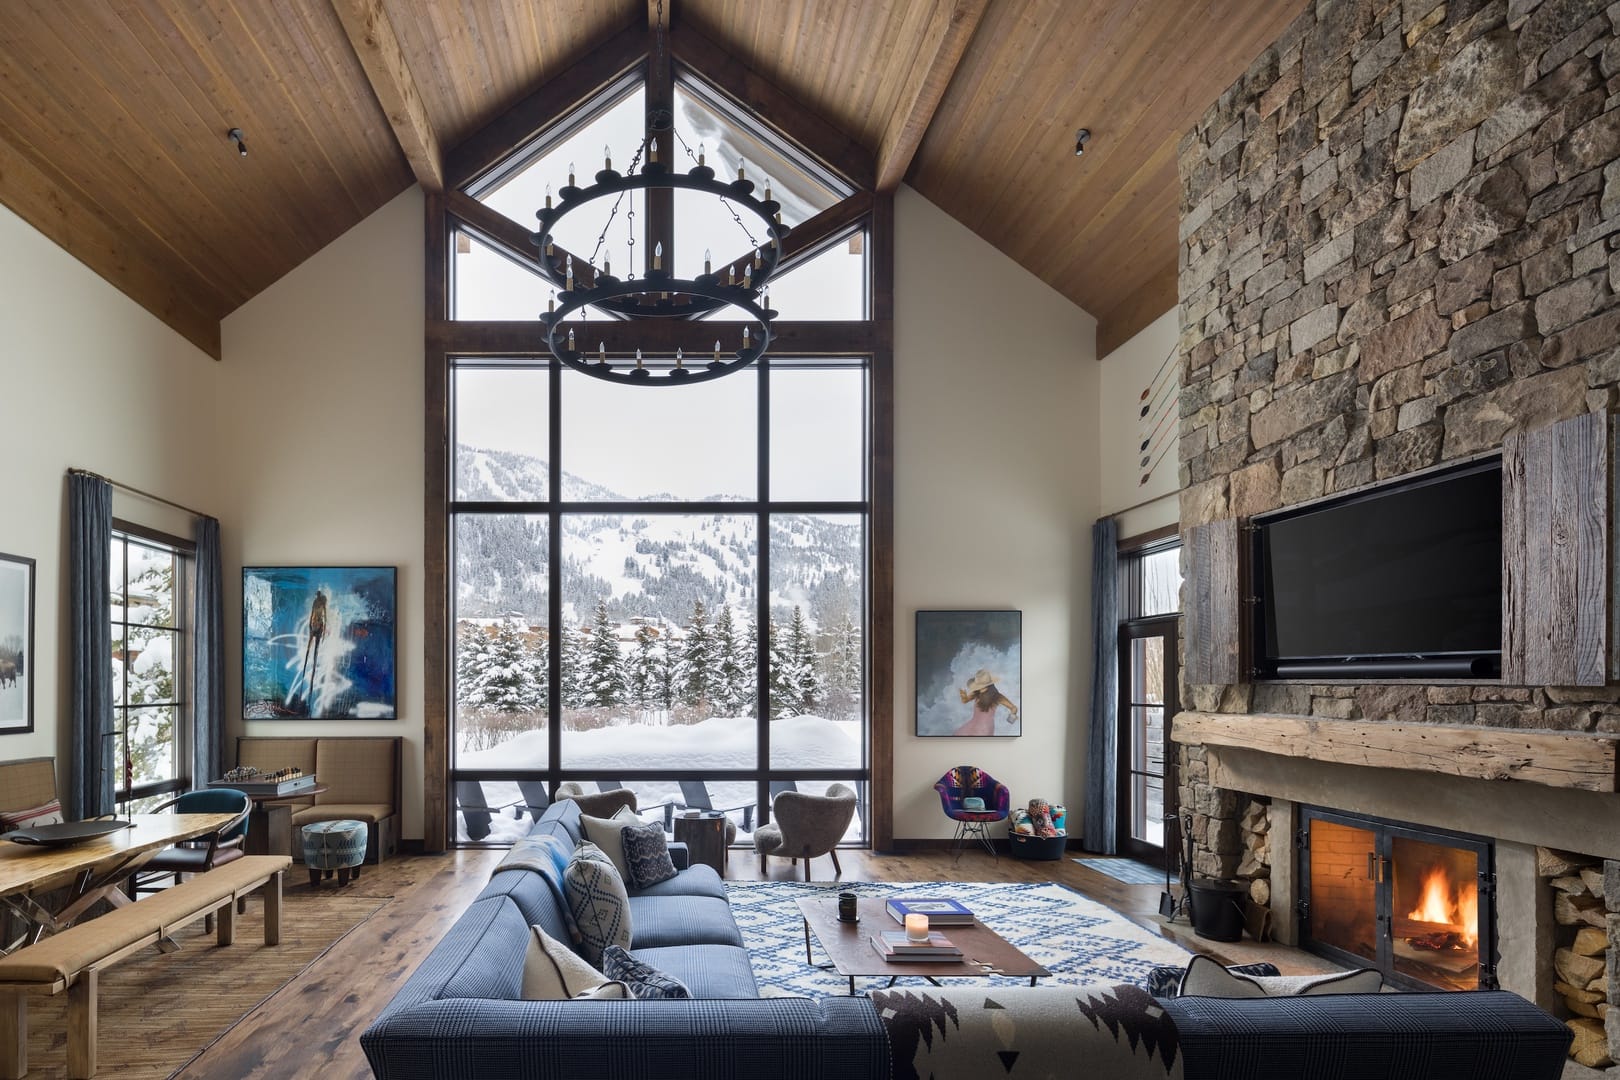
[360, 802, 1571, 1080]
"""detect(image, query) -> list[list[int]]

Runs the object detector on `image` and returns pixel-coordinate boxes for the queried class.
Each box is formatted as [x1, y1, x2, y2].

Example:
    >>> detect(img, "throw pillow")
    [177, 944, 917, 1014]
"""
[576, 981, 632, 999]
[579, 805, 642, 881]
[621, 819, 678, 890]
[522, 925, 610, 1000]
[1178, 953, 1383, 997]
[0, 799, 63, 834]
[563, 841, 633, 965]
[1146, 961, 1278, 999]
[600, 944, 691, 1000]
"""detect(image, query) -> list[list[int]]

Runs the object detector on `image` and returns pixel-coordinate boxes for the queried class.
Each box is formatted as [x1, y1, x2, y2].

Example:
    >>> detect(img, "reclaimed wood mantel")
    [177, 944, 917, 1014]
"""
[1171, 711, 1620, 793]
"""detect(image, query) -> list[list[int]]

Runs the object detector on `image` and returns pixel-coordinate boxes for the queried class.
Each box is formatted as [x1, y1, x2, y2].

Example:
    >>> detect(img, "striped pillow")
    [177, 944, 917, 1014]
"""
[0, 799, 63, 834]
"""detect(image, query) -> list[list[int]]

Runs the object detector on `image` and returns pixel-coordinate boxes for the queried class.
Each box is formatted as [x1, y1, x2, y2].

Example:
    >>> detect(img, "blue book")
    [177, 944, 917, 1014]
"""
[885, 897, 975, 925]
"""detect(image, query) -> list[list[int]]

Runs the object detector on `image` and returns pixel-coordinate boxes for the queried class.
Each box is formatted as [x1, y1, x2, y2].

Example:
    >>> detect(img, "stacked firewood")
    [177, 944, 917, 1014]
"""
[1543, 848, 1612, 1069]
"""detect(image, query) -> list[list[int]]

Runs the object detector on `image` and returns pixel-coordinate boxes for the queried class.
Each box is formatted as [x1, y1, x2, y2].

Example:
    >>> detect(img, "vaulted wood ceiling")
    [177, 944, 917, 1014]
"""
[0, 1, 1302, 359]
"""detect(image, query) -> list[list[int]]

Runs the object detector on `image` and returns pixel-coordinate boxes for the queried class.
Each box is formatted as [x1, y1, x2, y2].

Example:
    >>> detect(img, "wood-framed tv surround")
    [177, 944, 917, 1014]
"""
[1183, 410, 1611, 689]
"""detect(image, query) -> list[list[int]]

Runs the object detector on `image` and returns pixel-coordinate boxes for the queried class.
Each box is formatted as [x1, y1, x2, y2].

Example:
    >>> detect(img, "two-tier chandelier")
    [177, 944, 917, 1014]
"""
[532, 142, 789, 384]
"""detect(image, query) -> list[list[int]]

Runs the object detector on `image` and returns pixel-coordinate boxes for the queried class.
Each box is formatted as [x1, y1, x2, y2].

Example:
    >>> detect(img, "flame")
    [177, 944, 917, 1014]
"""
[1406, 866, 1478, 948]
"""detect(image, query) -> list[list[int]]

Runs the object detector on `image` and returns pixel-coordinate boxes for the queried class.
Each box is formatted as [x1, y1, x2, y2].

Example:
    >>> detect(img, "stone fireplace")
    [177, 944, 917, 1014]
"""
[1170, 0, 1620, 1069]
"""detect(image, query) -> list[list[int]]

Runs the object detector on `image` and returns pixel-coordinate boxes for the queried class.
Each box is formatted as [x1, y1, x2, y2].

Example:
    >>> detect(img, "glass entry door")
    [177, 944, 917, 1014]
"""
[1116, 615, 1178, 860]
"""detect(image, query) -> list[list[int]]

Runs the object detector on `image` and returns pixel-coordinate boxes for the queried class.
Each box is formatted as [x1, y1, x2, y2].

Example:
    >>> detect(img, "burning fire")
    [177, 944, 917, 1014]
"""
[1407, 866, 1478, 948]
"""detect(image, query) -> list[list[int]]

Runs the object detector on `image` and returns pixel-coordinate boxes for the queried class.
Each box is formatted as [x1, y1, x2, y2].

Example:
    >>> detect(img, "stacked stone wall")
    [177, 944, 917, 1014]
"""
[1177, 0, 1620, 878]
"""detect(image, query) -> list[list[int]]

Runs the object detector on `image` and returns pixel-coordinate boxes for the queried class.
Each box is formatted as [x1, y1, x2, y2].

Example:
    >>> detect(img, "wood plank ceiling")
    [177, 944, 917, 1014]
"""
[0, 0, 1303, 359]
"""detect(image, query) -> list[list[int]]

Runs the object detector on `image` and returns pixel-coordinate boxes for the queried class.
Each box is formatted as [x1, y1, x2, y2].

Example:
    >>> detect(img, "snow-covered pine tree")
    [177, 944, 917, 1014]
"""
[742, 616, 761, 717]
[464, 619, 545, 713]
[558, 622, 586, 708]
[628, 624, 658, 710]
[582, 598, 627, 708]
[679, 600, 714, 712]
[652, 629, 677, 712]
[712, 603, 750, 717]
[829, 612, 863, 720]
[454, 623, 488, 710]
[786, 605, 821, 715]
[765, 613, 790, 719]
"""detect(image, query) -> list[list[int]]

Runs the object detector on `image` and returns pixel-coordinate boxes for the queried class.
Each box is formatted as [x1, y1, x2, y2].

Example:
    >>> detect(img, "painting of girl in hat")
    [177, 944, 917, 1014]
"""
[955, 668, 1019, 735]
[915, 610, 1022, 737]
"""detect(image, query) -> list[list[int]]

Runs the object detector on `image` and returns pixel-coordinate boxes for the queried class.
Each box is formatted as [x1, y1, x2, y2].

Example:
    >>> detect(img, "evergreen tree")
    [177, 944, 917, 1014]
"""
[679, 600, 714, 711]
[463, 619, 546, 713]
[712, 603, 750, 716]
[454, 623, 487, 709]
[582, 598, 627, 707]
[784, 606, 821, 714]
[765, 614, 791, 719]
[741, 616, 761, 717]
[651, 629, 677, 711]
[829, 612, 863, 720]
[628, 625, 658, 710]
[559, 623, 586, 708]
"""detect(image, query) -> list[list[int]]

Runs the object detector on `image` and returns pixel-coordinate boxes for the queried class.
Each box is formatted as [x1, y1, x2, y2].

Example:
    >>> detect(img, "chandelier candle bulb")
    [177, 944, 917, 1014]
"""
[603, 254, 610, 276]
[905, 914, 930, 942]
[653, 241, 662, 270]
[635, 348, 644, 369]
[568, 162, 575, 186]
[604, 144, 611, 171]
[676, 348, 684, 367]
[547, 291, 555, 313]
[544, 183, 552, 209]
[713, 339, 721, 360]
[698, 142, 705, 166]
[763, 179, 772, 202]
[742, 326, 751, 347]
[743, 265, 752, 288]
[567, 329, 575, 349]
[598, 342, 606, 364]
[565, 254, 574, 290]
[738, 160, 746, 181]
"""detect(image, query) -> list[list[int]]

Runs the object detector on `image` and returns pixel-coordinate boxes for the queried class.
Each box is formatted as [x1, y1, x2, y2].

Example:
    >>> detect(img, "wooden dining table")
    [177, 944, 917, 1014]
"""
[0, 812, 238, 950]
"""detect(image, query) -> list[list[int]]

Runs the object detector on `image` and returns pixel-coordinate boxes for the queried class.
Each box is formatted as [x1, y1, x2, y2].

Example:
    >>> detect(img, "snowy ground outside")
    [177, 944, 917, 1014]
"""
[457, 713, 864, 845]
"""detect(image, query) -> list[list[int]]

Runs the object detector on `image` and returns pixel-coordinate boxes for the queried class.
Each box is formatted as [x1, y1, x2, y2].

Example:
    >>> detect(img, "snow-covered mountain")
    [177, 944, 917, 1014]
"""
[455, 446, 861, 629]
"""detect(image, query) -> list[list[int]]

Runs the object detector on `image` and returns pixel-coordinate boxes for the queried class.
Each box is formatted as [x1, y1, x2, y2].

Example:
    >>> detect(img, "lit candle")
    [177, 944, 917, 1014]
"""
[567, 329, 575, 350]
[598, 341, 606, 364]
[649, 136, 658, 163]
[604, 144, 612, 171]
[568, 162, 575, 186]
[738, 159, 747, 182]
[743, 264, 752, 288]
[603, 254, 611, 276]
[635, 348, 644, 370]
[565, 254, 574, 290]
[905, 914, 929, 942]
[713, 339, 721, 361]
[704, 248, 712, 275]
[544, 182, 552, 210]
[676, 347, 684, 368]
[753, 248, 762, 270]
[547, 291, 555, 313]
[654, 241, 663, 270]
[698, 142, 706, 166]
[763, 179, 772, 203]
[742, 326, 751, 348]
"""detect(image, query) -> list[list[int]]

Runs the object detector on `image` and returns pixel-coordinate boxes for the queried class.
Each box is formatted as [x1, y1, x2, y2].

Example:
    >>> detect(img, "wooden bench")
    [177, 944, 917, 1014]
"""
[0, 854, 290, 1079]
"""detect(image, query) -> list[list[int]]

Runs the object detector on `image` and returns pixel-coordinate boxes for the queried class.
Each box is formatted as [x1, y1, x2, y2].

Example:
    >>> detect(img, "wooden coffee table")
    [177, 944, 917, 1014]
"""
[796, 896, 1049, 996]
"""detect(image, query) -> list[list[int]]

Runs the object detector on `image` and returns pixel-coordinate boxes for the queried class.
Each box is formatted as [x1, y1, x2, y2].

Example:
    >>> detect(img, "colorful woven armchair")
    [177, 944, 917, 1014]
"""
[934, 765, 1010, 861]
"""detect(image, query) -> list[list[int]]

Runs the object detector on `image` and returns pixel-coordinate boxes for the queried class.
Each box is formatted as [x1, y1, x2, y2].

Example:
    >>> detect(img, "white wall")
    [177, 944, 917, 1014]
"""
[1099, 307, 1179, 537]
[0, 203, 220, 771]
[217, 188, 426, 838]
[891, 186, 1100, 840]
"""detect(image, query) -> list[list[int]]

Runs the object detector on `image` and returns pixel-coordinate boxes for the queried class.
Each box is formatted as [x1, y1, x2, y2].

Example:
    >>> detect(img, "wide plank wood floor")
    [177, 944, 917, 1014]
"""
[174, 845, 1304, 1079]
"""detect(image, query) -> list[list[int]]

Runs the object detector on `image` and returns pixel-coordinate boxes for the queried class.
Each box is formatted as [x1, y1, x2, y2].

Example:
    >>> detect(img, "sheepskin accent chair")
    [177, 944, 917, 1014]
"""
[753, 782, 857, 880]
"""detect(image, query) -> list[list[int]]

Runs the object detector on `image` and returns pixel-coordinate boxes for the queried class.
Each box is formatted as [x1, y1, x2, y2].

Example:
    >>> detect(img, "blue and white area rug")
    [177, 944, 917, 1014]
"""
[724, 879, 1190, 998]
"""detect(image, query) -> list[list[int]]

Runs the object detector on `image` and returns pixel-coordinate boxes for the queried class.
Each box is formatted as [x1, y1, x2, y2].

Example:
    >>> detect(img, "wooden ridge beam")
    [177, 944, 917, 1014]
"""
[670, 21, 875, 192]
[0, 127, 222, 358]
[1172, 711, 1620, 793]
[446, 22, 646, 191]
[875, 0, 989, 192]
[331, 0, 444, 192]
[428, 319, 876, 356]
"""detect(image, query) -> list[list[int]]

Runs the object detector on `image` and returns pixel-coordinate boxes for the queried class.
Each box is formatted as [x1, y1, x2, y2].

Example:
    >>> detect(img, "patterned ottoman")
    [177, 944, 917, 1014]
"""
[302, 819, 368, 886]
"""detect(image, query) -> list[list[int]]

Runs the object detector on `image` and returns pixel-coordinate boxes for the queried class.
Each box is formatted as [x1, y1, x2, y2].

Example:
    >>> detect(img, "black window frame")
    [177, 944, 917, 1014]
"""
[1115, 528, 1182, 863]
[110, 520, 194, 807]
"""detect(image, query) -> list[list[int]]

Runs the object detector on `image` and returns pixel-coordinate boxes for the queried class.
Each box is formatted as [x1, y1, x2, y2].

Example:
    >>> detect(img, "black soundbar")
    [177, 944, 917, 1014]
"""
[1270, 656, 1499, 679]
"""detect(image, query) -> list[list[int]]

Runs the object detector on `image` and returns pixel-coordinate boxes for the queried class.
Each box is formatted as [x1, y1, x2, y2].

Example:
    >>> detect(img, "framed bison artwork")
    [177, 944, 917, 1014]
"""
[0, 552, 34, 735]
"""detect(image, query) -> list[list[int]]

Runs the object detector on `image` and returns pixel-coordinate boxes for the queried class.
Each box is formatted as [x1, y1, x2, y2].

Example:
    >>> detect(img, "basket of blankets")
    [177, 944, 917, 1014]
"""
[1008, 798, 1067, 860]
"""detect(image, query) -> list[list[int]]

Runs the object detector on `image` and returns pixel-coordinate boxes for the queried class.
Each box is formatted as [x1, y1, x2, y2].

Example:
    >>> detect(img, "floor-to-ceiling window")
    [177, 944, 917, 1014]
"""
[1116, 531, 1181, 861]
[430, 60, 888, 849]
[110, 524, 192, 812]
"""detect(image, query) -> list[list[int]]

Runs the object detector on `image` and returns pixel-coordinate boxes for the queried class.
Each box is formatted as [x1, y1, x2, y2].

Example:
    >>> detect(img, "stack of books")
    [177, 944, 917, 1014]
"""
[870, 930, 963, 962]
[884, 897, 975, 926]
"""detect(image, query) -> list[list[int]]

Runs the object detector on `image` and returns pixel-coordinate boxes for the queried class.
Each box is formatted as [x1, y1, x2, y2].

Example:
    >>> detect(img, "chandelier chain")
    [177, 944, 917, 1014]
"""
[672, 128, 759, 249]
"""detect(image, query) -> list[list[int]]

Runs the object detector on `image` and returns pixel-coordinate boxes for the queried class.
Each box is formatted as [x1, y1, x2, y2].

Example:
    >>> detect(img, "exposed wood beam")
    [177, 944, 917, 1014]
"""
[874, 0, 989, 192]
[330, 0, 444, 192]
[0, 126, 222, 358]
[671, 21, 875, 192]
[1173, 711, 1620, 793]
[446, 22, 646, 191]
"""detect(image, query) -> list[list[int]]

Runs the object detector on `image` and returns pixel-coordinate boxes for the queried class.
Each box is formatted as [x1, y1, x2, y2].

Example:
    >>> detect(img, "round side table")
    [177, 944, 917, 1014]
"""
[672, 812, 728, 876]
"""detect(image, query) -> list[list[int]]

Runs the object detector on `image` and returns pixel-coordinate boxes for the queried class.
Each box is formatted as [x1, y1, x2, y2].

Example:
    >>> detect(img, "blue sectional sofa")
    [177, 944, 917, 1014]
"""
[361, 799, 1573, 1080]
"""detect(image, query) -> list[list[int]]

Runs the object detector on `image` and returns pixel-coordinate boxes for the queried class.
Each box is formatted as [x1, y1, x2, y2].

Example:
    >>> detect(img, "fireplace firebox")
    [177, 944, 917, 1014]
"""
[1297, 807, 1496, 991]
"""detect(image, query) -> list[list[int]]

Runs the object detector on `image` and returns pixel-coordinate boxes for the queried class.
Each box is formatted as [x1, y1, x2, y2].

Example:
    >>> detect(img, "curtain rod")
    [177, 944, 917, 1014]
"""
[68, 468, 209, 521]
[1107, 490, 1177, 521]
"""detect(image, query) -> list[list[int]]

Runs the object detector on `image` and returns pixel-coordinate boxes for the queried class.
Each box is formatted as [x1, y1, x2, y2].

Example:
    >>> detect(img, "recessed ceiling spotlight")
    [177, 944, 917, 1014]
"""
[1074, 128, 1091, 157]
[228, 128, 247, 158]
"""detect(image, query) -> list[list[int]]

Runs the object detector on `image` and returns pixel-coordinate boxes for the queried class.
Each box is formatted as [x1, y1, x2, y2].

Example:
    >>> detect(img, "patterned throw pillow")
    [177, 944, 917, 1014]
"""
[600, 944, 691, 1000]
[0, 799, 63, 834]
[522, 925, 610, 999]
[621, 820, 678, 890]
[563, 841, 633, 965]
[1145, 961, 1278, 999]
[1178, 952, 1383, 997]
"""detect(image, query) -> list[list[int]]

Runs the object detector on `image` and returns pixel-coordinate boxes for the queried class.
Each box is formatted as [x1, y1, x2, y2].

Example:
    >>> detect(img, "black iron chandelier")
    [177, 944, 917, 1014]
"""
[530, 126, 791, 384]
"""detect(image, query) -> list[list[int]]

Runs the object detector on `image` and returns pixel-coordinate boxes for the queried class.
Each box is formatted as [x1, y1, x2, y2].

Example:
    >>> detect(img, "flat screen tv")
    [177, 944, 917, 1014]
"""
[1251, 459, 1502, 679]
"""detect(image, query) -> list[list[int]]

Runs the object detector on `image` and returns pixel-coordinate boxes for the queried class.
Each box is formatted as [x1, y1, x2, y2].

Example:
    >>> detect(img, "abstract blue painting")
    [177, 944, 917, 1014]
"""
[242, 566, 396, 720]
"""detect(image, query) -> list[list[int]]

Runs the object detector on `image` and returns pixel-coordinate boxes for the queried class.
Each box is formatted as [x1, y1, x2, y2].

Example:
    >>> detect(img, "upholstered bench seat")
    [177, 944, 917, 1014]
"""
[291, 803, 393, 828]
[627, 895, 745, 949]
[627, 944, 759, 999]
[624, 862, 728, 900]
